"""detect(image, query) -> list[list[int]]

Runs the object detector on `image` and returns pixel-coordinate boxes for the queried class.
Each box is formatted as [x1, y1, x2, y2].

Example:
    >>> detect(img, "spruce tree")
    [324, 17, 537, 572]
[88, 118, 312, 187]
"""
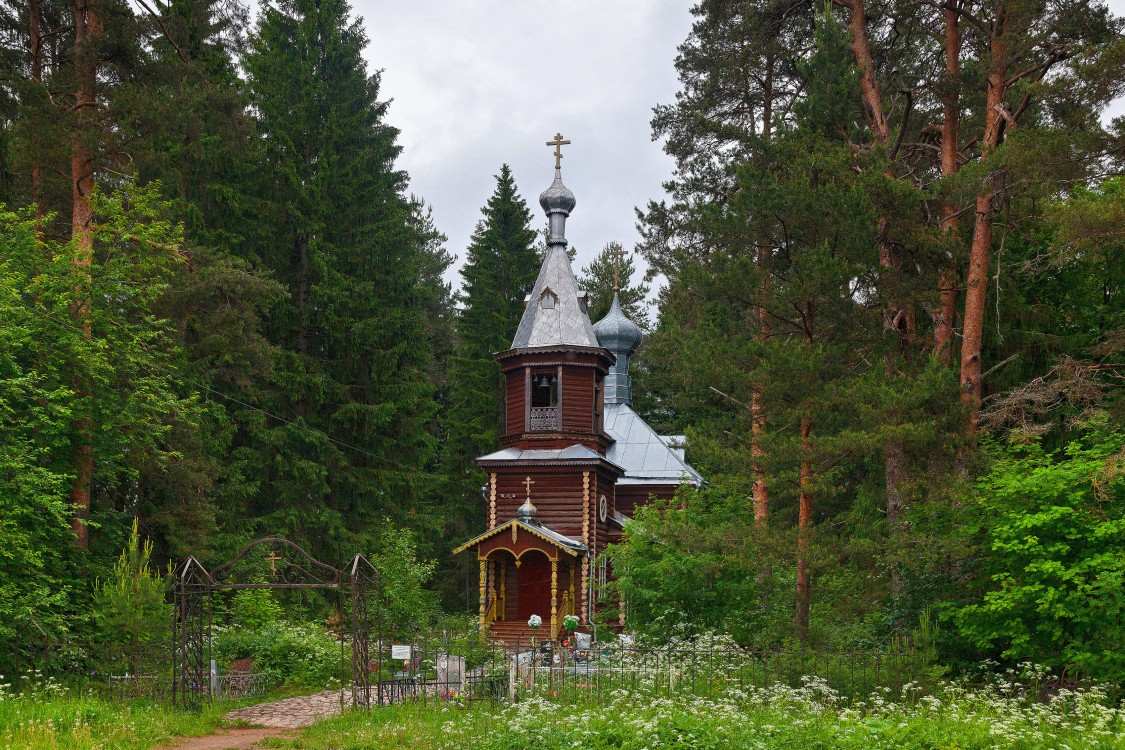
[244, 0, 441, 562]
[439, 165, 538, 605]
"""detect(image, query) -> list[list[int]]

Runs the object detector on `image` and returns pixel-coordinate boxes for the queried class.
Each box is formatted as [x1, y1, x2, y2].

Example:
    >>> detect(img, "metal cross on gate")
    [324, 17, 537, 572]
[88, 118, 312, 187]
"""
[264, 552, 282, 574]
[546, 132, 571, 169]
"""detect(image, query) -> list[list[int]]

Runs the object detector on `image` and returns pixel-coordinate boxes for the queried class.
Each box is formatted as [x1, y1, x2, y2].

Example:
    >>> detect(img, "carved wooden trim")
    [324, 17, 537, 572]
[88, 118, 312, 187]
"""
[582, 471, 590, 624]
[489, 473, 497, 529]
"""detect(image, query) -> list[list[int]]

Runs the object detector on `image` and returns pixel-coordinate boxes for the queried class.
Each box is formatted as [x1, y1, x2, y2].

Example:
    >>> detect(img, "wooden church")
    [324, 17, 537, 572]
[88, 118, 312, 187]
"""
[454, 138, 702, 643]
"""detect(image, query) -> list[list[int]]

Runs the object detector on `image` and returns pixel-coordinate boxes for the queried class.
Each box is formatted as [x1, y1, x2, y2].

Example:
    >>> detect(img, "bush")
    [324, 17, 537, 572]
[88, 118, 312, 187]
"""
[213, 621, 343, 688]
[952, 432, 1125, 684]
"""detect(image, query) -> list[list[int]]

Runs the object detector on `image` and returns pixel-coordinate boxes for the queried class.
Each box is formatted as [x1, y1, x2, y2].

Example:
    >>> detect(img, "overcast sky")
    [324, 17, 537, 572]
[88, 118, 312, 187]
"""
[353, 0, 1125, 296]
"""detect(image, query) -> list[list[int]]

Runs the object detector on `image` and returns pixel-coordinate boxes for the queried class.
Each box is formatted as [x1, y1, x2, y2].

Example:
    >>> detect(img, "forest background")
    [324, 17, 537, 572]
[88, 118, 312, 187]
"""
[0, 0, 1122, 685]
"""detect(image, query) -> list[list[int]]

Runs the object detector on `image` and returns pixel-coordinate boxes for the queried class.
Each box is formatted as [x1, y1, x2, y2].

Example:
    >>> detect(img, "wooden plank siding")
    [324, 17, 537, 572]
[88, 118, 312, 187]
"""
[560, 367, 595, 433]
[490, 465, 619, 551]
[614, 483, 679, 517]
[505, 372, 525, 435]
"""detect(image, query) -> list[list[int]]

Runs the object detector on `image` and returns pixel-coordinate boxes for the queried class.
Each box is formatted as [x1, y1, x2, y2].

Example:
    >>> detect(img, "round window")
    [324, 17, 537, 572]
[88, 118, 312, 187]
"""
[598, 494, 608, 522]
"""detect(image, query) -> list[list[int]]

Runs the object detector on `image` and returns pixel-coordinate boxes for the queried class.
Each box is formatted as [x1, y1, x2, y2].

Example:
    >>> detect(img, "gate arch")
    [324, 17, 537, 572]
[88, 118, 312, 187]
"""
[172, 538, 379, 710]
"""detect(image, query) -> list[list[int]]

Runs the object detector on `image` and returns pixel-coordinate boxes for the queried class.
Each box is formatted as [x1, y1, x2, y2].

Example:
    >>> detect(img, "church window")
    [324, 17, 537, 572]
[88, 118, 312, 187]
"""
[531, 372, 558, 408]
[529, 371, 560, 431]
[539, 288, 558, 309]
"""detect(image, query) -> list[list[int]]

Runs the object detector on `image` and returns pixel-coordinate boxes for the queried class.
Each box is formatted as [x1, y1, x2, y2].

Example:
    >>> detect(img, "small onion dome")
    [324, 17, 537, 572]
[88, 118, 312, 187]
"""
[593, 293, 643, 355]
[539, 170, 576, 215]
[518, 498, 539, 524]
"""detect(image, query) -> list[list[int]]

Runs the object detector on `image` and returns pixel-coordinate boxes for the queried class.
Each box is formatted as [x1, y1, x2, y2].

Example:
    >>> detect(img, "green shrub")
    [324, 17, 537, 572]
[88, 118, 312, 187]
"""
[952, 432, 1125, 684]
[228, 588, 284, 630]
[212, 621, 342, 688]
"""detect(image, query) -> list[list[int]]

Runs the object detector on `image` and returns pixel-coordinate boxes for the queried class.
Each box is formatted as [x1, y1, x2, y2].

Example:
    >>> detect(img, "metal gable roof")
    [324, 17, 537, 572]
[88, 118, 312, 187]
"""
[603, 403, 703, 486]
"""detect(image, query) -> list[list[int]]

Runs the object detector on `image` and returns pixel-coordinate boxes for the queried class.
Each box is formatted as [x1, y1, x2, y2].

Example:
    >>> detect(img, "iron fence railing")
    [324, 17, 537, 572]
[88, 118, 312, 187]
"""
[8, 617, 1117, 708]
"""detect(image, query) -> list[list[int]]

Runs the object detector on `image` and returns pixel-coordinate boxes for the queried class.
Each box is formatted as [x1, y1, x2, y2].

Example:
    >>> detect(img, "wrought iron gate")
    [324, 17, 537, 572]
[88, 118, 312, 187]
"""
[172, 538, 379, 710]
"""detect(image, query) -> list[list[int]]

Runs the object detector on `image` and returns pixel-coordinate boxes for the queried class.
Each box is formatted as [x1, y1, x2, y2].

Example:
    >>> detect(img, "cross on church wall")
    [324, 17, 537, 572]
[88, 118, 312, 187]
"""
[546, 132, 571, 169]
[523, 475, 535, 501]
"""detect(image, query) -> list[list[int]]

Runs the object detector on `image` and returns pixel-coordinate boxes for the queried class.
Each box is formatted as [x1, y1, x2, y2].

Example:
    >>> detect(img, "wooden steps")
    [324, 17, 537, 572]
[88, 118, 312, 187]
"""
[487, 621, 548, 648]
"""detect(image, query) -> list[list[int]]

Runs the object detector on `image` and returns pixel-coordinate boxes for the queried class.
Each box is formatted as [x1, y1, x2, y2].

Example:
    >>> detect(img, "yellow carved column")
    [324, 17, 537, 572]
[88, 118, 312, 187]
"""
[582, 472, 590, 624]
[499, 561, 507, 621]
[550, 558, 558, 640]
[478, 559, 487, 634]
[487, 559, 496, 621]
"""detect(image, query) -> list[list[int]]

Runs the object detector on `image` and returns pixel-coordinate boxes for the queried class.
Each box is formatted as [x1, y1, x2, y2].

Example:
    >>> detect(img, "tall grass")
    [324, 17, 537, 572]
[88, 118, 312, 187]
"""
[282, 677, 1125, 750]
[0, 673, 226, 750]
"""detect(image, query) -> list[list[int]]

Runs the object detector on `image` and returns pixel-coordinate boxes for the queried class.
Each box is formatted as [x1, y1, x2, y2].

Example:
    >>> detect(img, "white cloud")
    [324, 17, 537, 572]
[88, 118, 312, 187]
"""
[354, 0, 1125, 298]
[355, 0, 692, 289]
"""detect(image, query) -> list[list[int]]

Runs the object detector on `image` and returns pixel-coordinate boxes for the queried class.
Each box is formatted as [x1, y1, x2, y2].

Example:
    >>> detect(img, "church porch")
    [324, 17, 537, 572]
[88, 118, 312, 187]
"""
[453, 517, 586, 643]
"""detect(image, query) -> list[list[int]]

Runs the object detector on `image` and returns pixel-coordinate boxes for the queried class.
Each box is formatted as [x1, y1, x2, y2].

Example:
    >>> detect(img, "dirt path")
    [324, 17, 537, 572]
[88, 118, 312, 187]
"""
[156, 727, 295, 750]
[157, 690, 345, 749]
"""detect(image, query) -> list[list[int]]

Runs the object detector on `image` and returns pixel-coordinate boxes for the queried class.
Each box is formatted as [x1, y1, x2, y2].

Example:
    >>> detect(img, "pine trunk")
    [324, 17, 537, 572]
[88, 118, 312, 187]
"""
[846, 4, 915, 585]
[960, 12, 1009, 435]
[795, 415, 813, 643]
[29, 0, 45, 221]
[847, 0, 890, 143]
[69, 0, 101, 549]
[752, 59, 774, 527]
[934, 7, 962, 364]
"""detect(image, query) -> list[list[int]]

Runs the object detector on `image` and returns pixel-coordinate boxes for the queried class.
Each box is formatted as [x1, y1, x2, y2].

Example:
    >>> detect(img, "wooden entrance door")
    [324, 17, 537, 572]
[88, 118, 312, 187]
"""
[517, 552, 552, 621]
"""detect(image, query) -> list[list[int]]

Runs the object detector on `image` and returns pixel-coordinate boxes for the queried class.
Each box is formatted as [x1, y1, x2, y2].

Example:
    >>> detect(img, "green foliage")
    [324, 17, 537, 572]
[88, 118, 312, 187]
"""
[294, 680, 1125, 750]
[0, 210, 77, 651]
[578, 243, 651, 328]
[212, 620, 342, 688]
[0, 186, 193, 657]
[92, 520, 170, 672]
[609, 483, 889, 649]
[229, 589, 284, 631]
[0, 691, 227, 749]
[242, 0, 445, 563]
[952, 432, 1125, 683]
[368, 522, 439, 635]
[439, 164, 540, 607]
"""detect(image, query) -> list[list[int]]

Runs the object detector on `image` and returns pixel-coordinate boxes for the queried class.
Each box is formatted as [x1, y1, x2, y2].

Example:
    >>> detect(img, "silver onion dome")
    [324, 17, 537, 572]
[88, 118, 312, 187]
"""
[518, 498, 539, 524]
[593, 293, 643, 355]
[539, 168, 577, 216]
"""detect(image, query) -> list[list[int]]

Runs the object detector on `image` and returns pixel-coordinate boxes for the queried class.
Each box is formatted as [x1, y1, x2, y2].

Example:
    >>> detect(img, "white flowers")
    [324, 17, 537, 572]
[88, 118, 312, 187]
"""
[527, 614, 542, 629]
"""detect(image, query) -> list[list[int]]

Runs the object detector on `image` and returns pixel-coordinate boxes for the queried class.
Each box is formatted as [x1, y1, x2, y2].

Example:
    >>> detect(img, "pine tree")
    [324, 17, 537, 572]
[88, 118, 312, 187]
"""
[578, 243, 651, 329]
[243, 0, 442, 562]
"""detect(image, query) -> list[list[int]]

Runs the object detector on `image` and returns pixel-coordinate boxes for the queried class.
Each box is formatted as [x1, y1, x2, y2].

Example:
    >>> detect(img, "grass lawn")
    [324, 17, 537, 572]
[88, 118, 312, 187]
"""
[0, 693, 228, 750]
[272, 679, 1125, 750]
[2, 678, 1121, 749]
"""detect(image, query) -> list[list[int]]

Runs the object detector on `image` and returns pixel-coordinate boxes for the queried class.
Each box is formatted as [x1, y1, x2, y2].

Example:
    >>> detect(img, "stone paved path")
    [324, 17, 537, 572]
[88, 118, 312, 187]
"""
[223, 689, 346, 729]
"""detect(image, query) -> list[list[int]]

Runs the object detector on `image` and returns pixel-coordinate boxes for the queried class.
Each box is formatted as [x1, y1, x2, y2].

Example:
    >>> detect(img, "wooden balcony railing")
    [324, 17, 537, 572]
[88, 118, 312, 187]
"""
[529, 406, 559, 431]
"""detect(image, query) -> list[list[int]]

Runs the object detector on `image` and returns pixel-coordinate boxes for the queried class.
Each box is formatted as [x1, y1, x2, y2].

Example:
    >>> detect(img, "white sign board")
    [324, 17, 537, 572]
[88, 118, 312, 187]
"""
[391, 644, 413, 660]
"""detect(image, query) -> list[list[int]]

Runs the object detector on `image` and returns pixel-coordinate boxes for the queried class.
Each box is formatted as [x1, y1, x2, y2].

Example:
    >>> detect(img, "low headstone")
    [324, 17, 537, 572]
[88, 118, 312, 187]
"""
[435, 652, 465, 690]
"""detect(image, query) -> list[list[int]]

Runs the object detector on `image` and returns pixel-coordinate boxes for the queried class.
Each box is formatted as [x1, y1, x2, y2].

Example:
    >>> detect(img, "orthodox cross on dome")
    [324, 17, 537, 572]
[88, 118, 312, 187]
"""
[546, 132, 571, 170]
[522, 475, 535, 501]
[608, 242, 627, 292]
[264, 551, 282, 574]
